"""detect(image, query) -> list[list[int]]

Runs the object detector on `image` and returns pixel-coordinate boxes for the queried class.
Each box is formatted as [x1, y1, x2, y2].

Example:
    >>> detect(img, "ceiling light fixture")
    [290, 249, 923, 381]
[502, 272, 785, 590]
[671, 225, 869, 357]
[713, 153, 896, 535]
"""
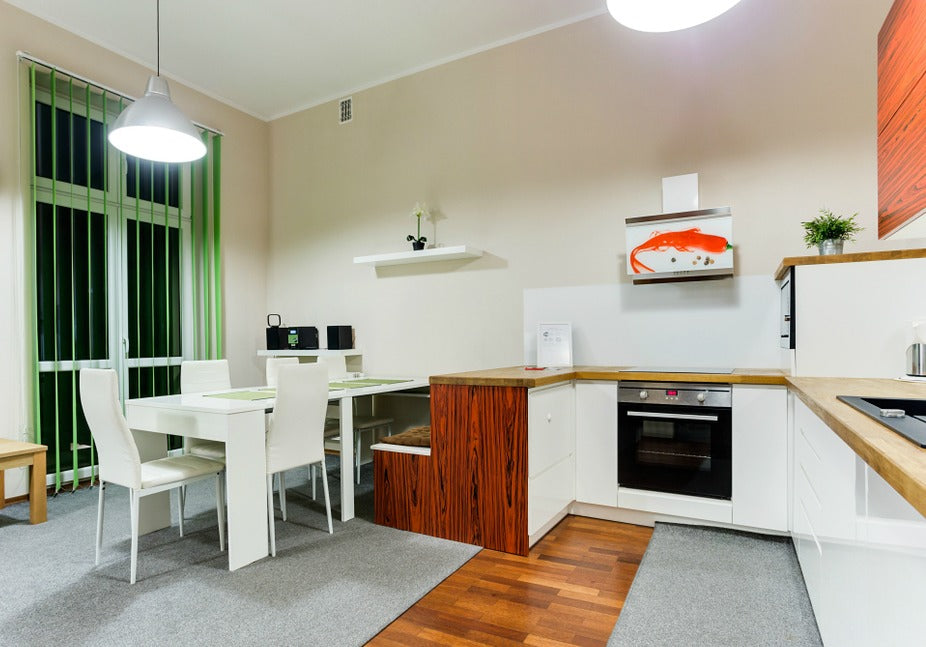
[108, 0, 206, 163]
[605, 0, 742, 33]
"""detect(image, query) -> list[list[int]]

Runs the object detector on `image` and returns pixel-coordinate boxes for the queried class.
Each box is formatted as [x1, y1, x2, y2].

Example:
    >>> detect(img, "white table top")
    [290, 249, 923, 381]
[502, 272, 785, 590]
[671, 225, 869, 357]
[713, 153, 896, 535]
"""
[125, 376, 429, 414]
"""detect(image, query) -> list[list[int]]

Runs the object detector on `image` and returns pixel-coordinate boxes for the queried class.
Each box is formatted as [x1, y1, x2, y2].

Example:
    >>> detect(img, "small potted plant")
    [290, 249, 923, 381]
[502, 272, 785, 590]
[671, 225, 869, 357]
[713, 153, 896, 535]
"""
[801, 208, 862, 255]
[407, 203, 428, 250]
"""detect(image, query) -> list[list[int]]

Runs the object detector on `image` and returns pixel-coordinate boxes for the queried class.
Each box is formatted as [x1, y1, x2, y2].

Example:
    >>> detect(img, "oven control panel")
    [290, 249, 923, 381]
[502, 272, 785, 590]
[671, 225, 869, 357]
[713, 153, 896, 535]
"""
[618, 382, 732, 408]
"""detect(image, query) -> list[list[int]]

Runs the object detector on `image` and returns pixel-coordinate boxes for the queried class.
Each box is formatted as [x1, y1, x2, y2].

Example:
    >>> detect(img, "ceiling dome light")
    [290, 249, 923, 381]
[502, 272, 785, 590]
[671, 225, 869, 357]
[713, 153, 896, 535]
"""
[108, 76, 206, 163]
[606, 0, 742, 33]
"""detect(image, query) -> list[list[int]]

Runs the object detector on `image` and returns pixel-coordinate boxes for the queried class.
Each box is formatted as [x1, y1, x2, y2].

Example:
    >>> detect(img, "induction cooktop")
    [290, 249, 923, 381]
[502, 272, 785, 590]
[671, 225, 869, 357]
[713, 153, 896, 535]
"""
[625, 367, 735, 374]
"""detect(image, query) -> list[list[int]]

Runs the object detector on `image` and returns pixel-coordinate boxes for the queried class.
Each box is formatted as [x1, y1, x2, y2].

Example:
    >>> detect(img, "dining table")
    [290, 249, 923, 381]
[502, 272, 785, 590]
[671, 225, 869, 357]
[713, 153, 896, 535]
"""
[124, 375, 428, 571]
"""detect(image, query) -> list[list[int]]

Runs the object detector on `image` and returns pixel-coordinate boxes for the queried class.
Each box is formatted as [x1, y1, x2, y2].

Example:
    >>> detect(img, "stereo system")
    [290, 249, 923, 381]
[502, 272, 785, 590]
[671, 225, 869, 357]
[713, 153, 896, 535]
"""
[266, 315, 350, 351]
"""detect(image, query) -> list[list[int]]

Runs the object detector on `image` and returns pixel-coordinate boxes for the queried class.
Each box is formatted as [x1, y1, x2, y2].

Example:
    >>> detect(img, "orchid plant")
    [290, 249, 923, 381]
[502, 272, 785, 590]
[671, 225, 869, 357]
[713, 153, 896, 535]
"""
[407, 202, 428, 249]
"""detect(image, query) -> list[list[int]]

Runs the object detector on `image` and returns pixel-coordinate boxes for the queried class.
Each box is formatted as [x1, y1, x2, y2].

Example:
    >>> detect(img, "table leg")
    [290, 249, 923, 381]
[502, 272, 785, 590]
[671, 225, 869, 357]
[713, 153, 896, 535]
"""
[224, 409, 269, 570]
[0, 468, 5, 509]
[29, 451, 47, 524]
[339, 396, 354, 521]
[132, 430, 171, 534]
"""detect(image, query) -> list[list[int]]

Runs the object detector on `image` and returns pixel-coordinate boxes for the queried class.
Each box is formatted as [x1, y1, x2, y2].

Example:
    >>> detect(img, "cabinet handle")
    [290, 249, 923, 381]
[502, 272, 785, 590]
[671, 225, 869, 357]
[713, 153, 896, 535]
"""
[546, 413, 552, 422]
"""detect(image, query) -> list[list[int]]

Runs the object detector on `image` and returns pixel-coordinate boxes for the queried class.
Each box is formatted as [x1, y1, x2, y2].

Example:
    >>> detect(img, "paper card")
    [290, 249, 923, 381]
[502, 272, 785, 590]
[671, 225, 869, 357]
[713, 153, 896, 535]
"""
[537, 322, 573, 368]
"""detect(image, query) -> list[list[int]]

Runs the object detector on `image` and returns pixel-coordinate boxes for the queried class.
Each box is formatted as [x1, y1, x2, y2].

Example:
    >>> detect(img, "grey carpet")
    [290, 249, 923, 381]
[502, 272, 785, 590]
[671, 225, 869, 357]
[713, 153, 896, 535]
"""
[0, 457, 478, 646]
[609, 523, 822, 647]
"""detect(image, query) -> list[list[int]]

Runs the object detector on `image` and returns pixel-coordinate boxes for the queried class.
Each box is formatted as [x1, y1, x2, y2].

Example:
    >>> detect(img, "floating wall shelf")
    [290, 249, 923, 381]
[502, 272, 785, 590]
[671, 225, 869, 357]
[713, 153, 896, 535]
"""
[353, 245, 482, 267]
[257, 349, 362, 357]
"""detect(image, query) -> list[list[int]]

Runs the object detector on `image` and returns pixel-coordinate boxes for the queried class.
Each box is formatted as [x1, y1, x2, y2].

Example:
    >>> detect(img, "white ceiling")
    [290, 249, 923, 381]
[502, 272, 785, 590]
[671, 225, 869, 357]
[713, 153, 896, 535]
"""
[7, 0, 608, 121]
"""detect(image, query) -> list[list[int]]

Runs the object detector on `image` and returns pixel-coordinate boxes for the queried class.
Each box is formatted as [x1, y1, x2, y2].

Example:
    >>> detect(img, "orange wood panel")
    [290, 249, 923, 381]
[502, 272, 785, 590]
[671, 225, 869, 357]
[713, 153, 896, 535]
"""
[370, 516, 653, 646]
[877, 0, 926, 237]
[375, 451, 430, 533]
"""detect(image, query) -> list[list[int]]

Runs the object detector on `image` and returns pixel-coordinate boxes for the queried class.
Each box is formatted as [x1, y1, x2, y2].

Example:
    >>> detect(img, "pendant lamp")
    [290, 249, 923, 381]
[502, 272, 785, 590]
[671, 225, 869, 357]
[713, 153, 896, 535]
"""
[606, 0, 742, 33]
[108, 0, 206, 163]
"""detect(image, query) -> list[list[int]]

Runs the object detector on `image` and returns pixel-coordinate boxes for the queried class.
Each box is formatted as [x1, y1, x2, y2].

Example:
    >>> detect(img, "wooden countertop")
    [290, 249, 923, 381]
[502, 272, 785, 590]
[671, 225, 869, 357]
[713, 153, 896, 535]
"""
[429, 366, 789, 388]
[774, 248, 926, 281]
[787, 376, 926, 519]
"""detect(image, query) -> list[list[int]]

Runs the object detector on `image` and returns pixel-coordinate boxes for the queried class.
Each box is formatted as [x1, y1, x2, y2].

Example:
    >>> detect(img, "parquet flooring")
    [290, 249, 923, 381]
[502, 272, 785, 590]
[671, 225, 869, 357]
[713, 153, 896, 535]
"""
[369, 516, 653, 646]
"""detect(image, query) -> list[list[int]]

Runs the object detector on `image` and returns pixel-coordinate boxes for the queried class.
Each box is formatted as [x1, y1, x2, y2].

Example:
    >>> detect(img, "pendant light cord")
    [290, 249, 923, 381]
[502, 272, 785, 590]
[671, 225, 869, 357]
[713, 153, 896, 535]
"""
[156, 0, 160, 76]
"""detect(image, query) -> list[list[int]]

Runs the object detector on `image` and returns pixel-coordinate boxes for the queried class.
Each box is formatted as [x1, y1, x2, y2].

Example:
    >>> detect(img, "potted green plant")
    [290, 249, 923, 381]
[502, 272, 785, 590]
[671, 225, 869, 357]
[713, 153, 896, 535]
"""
[407, 203, 428, 250]
[801, 208, 862, 255]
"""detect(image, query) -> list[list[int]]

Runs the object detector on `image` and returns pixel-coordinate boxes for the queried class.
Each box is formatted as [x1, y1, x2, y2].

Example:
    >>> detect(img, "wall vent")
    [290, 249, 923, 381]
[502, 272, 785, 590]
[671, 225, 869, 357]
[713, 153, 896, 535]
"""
[339, 97, 352, 124]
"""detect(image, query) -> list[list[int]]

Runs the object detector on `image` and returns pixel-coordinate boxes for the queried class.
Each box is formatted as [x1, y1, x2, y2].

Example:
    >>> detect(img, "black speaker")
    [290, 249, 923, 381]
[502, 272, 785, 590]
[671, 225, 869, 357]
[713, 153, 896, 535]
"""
[266, 314, 284, 350]
[287, 326, 319, 350]
[327, 325, 353, 350]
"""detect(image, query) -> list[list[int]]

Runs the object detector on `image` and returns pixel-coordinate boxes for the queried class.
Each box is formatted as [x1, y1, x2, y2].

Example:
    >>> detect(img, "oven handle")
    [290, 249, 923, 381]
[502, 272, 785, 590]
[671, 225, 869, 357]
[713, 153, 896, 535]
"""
[626, 410, 720, 423]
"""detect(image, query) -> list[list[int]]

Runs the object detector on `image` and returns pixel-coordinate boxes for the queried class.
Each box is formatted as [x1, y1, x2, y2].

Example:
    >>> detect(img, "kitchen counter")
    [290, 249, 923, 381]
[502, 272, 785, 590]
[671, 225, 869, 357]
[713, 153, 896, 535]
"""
[774, 247, 926, 281]
[788, 376, 926, 519]
[429, 366, 789, 388]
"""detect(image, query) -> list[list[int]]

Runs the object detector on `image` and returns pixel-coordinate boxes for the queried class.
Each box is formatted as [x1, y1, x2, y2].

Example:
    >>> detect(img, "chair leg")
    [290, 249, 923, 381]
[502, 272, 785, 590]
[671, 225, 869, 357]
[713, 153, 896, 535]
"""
[320, 460, 333, 534]
[310, 464, 317, 500]
[215, 473, 226, 552]
[267, 474, 276, 557]
[176, 488, 185, 537]
[180, 484, 186, 519]
[279, 471, 288, 521]
[130, 489, 139, 584]
[95, 481, 105, 566]
[356, 430, 361, 485]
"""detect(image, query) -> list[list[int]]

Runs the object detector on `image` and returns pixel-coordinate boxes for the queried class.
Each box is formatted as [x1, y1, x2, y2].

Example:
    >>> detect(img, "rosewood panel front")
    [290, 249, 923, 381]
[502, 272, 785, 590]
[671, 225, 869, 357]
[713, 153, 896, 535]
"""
[374, 451, 429, 533]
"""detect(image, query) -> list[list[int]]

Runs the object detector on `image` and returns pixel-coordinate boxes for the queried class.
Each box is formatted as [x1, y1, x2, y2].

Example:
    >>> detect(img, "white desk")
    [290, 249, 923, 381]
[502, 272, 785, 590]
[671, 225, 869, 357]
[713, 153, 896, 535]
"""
[125, 376, 428, 571]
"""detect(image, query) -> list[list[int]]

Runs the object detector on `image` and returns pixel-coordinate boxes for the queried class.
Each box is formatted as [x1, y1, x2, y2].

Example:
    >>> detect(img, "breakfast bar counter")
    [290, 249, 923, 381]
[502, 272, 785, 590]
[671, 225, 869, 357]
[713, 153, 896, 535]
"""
[429, 365, 789, 388]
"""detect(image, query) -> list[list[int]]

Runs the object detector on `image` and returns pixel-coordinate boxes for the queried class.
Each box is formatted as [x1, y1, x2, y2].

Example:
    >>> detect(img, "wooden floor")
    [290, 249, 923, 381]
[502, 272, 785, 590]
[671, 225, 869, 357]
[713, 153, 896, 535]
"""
[369, 516, 653, 646]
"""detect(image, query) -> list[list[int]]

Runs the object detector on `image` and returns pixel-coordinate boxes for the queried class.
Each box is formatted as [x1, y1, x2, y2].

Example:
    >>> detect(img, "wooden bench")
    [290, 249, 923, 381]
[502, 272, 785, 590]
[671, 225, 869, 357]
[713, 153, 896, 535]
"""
[372, 426, 431, 533]
[0, 439, 48, 524]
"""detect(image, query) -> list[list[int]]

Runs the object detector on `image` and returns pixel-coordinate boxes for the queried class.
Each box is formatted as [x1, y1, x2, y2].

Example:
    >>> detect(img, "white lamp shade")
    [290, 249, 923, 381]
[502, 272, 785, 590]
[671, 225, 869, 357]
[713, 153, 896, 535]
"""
[606, 0, 742, 32]
[108, 76, 207, 163]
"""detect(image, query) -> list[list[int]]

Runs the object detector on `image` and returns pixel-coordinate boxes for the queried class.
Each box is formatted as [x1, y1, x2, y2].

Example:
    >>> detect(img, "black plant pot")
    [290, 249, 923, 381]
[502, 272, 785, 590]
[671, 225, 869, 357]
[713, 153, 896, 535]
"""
[412, 240, 425, 251]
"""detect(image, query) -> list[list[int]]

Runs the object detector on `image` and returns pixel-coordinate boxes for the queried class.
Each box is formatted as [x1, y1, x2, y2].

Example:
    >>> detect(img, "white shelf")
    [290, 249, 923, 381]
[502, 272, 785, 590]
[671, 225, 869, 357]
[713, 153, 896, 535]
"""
[257, 349, 362, 357]
[353, 245, 482, 267]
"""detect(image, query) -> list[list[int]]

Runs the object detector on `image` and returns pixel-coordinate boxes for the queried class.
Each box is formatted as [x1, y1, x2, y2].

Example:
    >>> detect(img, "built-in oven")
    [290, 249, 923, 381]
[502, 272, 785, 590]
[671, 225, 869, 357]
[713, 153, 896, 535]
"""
[618, 381, 732, 500]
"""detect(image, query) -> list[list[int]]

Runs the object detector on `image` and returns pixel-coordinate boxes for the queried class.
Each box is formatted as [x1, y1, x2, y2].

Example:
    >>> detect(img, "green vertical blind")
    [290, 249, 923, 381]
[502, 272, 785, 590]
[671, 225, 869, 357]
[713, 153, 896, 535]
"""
[23, 57, 224, 491]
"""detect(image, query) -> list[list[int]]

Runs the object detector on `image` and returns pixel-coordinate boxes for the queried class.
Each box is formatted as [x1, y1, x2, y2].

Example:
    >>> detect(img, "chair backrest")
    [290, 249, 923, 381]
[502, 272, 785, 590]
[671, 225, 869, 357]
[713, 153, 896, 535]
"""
[79, 368, 141, 489]
[180, 359, 231, 394]
[265, 357, 298, 387]
[266, 363, 329, 474]
[315, 355, 348, 381]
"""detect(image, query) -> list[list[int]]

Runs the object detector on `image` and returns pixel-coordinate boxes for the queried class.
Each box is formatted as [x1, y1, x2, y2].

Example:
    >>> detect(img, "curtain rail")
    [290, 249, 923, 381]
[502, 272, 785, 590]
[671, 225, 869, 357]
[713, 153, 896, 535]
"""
[16, 50, 224, 136]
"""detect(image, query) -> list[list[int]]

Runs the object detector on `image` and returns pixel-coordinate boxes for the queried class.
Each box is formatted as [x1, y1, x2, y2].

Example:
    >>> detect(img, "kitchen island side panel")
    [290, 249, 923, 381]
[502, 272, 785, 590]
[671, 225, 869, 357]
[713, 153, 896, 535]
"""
[430, 383, 528, 554]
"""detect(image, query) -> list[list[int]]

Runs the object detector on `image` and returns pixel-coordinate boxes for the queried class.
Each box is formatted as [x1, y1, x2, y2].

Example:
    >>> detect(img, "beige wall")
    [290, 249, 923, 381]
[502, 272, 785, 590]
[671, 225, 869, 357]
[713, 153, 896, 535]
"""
[268, 0, 906, 377]
[0, 3, 270, 493]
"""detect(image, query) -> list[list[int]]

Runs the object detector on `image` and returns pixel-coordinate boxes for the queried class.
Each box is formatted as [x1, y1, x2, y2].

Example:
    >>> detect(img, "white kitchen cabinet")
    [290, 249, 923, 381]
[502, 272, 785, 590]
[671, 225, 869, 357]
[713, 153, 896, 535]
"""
[574, 381, 618, 507]
[731, 385, 788, 531]
[527, 381, 575, 543]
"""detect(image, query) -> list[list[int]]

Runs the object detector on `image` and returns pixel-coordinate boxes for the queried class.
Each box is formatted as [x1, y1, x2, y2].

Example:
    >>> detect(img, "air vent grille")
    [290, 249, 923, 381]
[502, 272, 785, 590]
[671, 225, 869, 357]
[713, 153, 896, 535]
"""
[339, 97, 352, 124]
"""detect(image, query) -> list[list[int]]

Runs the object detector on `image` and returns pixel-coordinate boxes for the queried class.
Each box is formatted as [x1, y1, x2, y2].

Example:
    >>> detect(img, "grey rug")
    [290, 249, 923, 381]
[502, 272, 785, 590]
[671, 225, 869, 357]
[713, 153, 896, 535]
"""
[609, 523, 822, 647]
[0, 458, 478, 646]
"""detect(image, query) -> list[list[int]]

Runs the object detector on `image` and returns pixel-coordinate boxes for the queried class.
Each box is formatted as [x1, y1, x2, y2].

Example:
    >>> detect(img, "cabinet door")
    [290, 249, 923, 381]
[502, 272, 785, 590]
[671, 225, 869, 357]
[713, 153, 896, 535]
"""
[732, 385, 788, 531]
[528, 382, 575, 478]
[575, 381, 618, 507]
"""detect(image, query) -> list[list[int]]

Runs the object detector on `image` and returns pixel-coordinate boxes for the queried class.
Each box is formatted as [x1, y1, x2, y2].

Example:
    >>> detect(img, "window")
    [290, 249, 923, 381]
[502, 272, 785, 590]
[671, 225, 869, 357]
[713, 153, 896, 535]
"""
[25, 62, 223, 490]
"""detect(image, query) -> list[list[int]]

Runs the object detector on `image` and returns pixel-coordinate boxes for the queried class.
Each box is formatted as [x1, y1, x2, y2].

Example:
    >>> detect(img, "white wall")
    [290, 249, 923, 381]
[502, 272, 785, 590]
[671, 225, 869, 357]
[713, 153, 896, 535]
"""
[267, 0, 906, 378]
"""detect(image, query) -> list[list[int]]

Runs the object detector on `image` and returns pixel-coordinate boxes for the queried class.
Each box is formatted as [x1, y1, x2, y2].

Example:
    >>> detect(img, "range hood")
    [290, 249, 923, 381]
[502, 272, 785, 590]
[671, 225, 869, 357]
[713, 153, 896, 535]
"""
[625, 207, 734, 284]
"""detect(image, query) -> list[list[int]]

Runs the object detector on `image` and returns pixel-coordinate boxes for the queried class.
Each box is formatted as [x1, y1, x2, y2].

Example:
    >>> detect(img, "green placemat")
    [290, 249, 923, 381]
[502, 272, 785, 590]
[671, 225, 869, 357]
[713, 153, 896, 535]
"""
[205, 390, 275, 401]
[328, 378, 413, 389]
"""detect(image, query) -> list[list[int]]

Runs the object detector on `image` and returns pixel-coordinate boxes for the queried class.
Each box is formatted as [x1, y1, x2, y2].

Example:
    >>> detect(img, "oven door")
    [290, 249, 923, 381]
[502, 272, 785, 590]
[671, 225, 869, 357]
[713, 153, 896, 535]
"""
[618, 402, 732, 500]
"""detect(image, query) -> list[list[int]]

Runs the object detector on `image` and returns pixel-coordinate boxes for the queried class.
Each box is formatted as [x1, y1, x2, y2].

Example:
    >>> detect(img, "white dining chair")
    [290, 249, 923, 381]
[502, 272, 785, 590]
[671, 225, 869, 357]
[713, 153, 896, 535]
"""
[266, 356, 299, 387]
[315, 356, 393, 487]
[180, 359, 231, 462]
[80, 368, 226, 584]
[266, 362, 332, 556]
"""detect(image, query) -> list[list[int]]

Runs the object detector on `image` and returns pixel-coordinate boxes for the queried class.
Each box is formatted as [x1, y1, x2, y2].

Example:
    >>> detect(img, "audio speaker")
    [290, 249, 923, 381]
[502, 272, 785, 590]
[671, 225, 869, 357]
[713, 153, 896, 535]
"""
[327, 325, 353, 350]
